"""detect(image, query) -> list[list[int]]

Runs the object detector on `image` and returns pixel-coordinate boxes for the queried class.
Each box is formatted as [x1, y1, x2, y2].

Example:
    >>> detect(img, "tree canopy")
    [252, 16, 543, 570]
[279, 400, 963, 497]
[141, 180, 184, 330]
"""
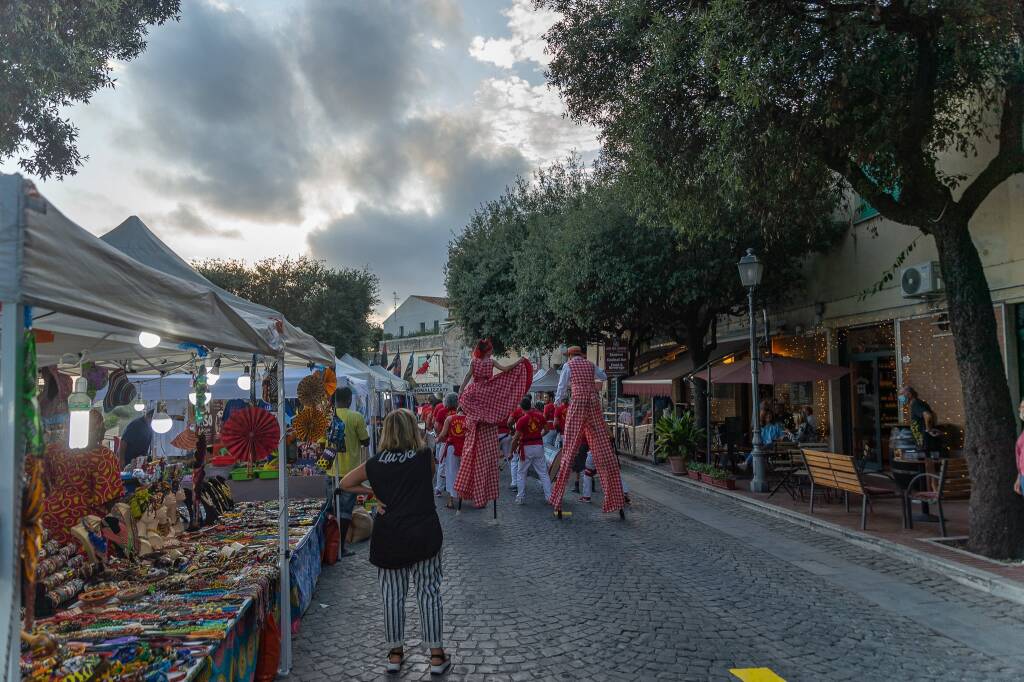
[445, 159, 841, 369]
[0, 0, 180, 178]
[194, 257, 380, 361]
[540, 0, 1024, 557]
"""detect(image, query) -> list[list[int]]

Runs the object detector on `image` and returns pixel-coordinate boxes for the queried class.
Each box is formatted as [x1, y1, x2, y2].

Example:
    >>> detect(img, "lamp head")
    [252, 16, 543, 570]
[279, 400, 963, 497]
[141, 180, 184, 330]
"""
[737, 248, 764, 288]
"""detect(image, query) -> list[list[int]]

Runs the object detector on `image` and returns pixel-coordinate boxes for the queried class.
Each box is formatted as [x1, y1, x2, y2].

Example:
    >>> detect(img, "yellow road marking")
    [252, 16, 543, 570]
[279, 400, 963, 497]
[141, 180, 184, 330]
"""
[729, 668, 787, 682]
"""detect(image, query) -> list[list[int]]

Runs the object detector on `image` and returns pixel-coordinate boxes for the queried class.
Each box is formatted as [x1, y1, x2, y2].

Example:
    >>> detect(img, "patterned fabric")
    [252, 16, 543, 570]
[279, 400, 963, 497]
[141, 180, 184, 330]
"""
[42, 444, 125, 545]
[454, 357, 532, 506]
[548, 357, 625, 513]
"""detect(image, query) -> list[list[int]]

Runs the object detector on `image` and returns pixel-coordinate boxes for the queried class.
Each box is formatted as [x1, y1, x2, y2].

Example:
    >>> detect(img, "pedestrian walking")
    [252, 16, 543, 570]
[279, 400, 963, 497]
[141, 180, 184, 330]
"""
[340, 408, 451, 675]
[432, 395, 451, 496]
[505, 403, 526, 492]
[453, 339, 532, 511]
[548, 346, 626, 517]
[436, 400, 467, 509]
[510, 397, 553, 504]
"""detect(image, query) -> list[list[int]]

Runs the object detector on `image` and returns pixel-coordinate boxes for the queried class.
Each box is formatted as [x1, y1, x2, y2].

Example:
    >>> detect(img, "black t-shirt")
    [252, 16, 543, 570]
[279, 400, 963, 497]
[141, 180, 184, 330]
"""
[121, 416, 154, 466]
[365, 447, 442, 569]
[911, 399, 938, 450]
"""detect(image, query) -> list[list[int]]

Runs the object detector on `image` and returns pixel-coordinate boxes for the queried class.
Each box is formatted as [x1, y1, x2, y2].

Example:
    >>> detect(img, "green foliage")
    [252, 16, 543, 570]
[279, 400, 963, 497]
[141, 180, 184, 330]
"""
[686, 462, 710, 475]
[858, 237, 922, 301]
[655, 412, 705, 460]
[705, 466, 734, 482]
[0, 0, 181, 178]
[194, 257, 380, 360]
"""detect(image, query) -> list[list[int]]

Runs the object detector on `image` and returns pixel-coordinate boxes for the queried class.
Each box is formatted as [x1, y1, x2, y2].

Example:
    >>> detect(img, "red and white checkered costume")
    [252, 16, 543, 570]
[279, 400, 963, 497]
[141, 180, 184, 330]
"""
[454, 356, 533, 507]
[548, 356, 625, 513]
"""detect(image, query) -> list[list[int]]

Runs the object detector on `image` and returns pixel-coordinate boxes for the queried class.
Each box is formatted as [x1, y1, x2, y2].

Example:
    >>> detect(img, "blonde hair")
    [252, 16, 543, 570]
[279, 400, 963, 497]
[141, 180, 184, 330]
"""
[378, 408, 424, 452]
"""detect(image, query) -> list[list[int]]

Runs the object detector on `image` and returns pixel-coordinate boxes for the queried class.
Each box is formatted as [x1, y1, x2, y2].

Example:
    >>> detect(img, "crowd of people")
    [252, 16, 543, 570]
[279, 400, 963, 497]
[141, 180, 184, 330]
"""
[338, 340, 629, 675]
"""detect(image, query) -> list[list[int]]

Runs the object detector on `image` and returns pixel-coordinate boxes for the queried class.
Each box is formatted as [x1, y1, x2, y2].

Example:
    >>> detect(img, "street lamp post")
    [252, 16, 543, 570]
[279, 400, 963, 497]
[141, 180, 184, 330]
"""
[737, 248, 768, 493]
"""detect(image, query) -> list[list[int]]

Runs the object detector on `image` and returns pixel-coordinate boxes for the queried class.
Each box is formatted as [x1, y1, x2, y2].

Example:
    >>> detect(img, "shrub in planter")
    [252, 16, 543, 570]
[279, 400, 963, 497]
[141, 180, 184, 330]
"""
[687, 462, 708, 481]
[655, 413, 705, 475]
[704, 466, 737, 490]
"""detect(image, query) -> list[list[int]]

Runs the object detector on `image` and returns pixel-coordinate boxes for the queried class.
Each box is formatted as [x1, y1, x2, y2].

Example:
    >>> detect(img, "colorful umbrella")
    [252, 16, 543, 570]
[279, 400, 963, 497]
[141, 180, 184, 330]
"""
[221, 407, 280, 463]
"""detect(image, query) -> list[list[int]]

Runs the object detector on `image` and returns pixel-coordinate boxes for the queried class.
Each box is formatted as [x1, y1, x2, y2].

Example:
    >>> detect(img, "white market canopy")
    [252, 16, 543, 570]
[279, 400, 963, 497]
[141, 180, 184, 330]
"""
[0, 175, 276, 364]
[530, 366, 561, 393]
[100, 216, 334, 367]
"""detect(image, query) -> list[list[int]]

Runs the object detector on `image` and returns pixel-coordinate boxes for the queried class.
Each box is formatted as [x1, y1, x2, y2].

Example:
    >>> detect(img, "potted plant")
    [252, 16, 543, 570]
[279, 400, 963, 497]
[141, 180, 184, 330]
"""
[655, 413, 705, 475]
[704, 466, 737, 490]
[686, 462, 705, 481]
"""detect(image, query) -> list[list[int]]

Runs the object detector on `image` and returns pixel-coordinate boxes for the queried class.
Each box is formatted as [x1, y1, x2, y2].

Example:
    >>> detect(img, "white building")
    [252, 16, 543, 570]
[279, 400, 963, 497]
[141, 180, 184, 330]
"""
[383, 295, 450, 339]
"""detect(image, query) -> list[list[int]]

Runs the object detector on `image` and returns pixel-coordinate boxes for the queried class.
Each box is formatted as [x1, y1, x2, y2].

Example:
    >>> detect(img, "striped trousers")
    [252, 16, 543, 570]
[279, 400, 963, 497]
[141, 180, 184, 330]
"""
[377, 552, 444, 649]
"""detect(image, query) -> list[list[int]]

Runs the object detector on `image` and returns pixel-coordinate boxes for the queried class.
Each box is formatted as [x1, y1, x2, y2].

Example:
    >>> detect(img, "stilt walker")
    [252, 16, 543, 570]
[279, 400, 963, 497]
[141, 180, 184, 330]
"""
[453, 339, 532, 513]
[548, 346, 625, 518]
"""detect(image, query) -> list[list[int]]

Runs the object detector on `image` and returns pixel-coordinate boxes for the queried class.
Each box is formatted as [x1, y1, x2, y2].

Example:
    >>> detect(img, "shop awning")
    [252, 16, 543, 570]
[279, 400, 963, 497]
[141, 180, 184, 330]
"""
[621, 340, 748, 397]
[100, 216, 335, 366]
[709, 355, 849, 384]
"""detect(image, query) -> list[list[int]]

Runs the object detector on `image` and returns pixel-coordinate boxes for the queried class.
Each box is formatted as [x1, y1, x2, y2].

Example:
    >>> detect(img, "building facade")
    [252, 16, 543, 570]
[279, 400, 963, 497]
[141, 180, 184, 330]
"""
[382, 295, 449, 339]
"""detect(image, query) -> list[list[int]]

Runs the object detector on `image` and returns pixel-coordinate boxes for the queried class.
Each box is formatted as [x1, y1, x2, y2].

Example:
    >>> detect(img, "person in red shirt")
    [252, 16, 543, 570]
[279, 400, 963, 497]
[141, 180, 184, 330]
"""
[431, 395, 453, 495]
[542, 397, 558, 448]
[437, 407, 468, 509]
[510, 397, 553, 504]
[505, 403, 526, 491]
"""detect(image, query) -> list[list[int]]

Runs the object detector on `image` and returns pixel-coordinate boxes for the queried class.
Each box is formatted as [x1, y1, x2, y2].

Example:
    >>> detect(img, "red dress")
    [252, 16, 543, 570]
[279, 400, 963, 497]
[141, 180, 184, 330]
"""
[454, 357, 533, 506]
[548, 356, 624, 513]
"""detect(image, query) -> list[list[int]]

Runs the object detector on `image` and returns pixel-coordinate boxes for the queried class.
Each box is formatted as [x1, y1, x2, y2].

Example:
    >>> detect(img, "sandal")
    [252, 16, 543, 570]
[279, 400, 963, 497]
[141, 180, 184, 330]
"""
[430, 652, 451, 675]
[386, 647, 404, 673]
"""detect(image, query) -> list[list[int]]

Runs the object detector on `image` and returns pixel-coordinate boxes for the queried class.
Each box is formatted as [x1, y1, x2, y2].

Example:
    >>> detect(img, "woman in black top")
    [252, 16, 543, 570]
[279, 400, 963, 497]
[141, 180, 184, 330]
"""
[341, 408, 449, 675]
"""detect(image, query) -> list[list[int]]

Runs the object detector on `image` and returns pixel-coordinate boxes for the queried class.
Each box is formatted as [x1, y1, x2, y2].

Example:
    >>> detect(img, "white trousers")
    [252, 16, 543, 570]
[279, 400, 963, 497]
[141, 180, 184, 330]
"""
[499, 434, 518, 486]
[517, 444, 552, 501]
[581, 452, 630, 498]
[434, 442, 446, 492]
[444, 445, 460, 497]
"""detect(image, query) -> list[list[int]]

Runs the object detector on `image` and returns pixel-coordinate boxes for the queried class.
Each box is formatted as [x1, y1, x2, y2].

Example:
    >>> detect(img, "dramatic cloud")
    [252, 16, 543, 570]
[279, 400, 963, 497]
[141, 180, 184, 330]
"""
[469, 0, 556, 69]
[308, 114, 529, 301]
[156, 203, 243, 239]
[129, 0, 313, 222]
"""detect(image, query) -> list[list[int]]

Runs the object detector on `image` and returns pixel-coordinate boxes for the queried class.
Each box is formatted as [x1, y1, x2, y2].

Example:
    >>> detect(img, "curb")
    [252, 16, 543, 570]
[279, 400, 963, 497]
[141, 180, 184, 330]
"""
[619, 456, 1024, 607]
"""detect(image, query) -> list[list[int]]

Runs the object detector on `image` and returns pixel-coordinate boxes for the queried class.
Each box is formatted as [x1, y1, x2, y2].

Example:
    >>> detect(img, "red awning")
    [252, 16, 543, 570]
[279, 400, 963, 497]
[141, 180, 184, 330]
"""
[621, 340, 748, 397]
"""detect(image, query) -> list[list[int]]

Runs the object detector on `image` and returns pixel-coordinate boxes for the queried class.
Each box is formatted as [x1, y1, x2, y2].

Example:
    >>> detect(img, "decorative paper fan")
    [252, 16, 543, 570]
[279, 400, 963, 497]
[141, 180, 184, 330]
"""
[221, 407, 280, 462]
[292, 407, 329, 443]
[171, 429, 199, 451]
[321, 367, 337, 398]
[297, 373, 326, 408]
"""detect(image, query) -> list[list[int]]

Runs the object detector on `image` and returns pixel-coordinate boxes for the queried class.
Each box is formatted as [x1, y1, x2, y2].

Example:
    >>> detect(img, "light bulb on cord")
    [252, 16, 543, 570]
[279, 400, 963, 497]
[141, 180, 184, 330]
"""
[189, 391, 213, 406]
[206, 357, 221, 385]
[151, 410, 173, 434]
[138, 331, 161, 348]
[67, 376, 92, 449]
[132, 381, 146, 412]
[237, 365, 252, 391]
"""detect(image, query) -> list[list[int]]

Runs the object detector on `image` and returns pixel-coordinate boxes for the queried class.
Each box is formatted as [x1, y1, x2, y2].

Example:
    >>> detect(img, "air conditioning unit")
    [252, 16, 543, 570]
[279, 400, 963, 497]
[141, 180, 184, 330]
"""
[900, 261, 942, 298]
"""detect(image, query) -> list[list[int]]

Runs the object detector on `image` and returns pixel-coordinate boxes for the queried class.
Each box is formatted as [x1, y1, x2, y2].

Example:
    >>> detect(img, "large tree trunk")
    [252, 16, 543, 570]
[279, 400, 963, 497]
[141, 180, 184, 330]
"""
[933, 220, 1023, 558]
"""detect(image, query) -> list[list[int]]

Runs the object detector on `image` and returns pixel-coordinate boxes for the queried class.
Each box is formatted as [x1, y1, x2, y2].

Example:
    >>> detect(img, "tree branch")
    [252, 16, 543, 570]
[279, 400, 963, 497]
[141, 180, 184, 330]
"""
[957, 78, 1024, 221]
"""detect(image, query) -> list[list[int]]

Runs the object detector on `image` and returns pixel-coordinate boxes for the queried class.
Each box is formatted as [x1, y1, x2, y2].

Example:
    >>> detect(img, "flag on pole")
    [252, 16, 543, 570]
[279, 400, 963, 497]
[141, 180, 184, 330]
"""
[415, 356, 431, 375]
[380, 342, 389, 369]
[388, 351, 401, 376]
[403, 352, 416, 381]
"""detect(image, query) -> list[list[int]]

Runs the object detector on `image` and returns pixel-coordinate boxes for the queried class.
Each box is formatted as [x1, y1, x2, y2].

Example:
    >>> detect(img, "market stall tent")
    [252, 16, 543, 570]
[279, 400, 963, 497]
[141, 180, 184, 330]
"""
[530, 366, 561, 393]
[0, 173, 280, 679]
[101, 216, 334, 367]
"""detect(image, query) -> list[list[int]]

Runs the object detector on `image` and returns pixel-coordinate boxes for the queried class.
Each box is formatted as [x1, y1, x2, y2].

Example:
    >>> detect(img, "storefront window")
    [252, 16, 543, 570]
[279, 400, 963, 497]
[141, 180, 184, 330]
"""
[771, 333, 831, 441]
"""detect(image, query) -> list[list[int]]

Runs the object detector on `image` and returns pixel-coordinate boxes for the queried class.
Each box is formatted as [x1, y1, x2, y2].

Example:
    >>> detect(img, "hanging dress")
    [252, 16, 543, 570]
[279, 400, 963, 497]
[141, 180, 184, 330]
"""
[453, 356, 533, 507]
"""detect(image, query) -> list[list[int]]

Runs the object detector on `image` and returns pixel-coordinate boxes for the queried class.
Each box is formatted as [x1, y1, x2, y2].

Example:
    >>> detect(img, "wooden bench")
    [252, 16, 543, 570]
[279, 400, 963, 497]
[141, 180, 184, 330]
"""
[905, 457, 971, 537]
[802, 449, 904, 530]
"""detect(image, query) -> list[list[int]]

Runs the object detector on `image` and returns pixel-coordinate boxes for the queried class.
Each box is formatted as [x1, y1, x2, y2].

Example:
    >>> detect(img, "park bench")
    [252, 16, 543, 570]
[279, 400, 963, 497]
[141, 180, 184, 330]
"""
[905, 457, 971, 537]
[802, 449, 904, 530]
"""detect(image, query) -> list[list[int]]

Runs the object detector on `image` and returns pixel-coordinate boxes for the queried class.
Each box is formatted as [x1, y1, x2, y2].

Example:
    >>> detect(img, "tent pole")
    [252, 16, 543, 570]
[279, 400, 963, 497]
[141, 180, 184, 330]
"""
[1, 302, 25, 682]
[277, 356, 292, 676]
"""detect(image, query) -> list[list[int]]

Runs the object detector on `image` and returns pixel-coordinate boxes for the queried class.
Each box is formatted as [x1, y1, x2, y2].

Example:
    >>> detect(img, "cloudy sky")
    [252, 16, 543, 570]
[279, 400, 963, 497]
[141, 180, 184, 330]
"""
[3, 0, 596, 318]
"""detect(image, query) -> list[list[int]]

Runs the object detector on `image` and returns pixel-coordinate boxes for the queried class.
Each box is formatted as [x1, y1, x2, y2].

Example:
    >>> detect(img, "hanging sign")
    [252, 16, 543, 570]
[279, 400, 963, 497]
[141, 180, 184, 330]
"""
[605, 340, 629, 378]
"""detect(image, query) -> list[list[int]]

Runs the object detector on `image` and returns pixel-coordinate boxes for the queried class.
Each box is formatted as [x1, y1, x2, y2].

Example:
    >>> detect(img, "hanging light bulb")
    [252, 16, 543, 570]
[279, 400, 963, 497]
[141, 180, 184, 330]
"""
[132, 385, 146, 413]
[237, 365, 252, 391]
[68, 376, 92, 449]
[189, 390, 213, 406]
[206, 357, 221, 385]
[138, 331, 161, 348]
[151, 408, 173, 434]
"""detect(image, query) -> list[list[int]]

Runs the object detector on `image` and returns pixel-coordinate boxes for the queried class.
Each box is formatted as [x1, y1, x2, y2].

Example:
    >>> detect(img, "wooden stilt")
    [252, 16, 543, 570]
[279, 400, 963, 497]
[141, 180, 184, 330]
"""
[492, 499, 497, 520]
[619, 508, 625, 520]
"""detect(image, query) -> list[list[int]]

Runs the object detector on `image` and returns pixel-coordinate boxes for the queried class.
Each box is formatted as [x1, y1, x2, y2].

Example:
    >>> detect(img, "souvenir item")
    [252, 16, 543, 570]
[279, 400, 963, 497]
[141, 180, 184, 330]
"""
[170, 428, 199, 451]
[221, 407, 280, 462]
[321, 367, 337, 397]
[297, 372, 326, 408]
[262, 363, 279, 403]
[103, 369, 136, 411]
[292, 407, 329, 443]
[80, 361, 109, 398]
[39, 365, 73, 418]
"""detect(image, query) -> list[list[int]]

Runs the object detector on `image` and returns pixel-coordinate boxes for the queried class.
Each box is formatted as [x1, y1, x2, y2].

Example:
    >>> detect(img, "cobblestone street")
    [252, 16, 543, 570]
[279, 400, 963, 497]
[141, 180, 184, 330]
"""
[291, 465, 1024, 681]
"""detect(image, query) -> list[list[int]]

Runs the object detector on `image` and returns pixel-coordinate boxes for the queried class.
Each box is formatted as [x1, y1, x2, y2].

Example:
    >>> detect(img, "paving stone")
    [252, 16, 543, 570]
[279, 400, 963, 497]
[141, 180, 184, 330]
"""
[288, 467, 1021, 680]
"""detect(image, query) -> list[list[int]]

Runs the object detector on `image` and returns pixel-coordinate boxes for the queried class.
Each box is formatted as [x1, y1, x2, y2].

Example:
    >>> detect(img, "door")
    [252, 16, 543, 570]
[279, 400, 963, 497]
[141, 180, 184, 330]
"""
[849, 352, 898, 469]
